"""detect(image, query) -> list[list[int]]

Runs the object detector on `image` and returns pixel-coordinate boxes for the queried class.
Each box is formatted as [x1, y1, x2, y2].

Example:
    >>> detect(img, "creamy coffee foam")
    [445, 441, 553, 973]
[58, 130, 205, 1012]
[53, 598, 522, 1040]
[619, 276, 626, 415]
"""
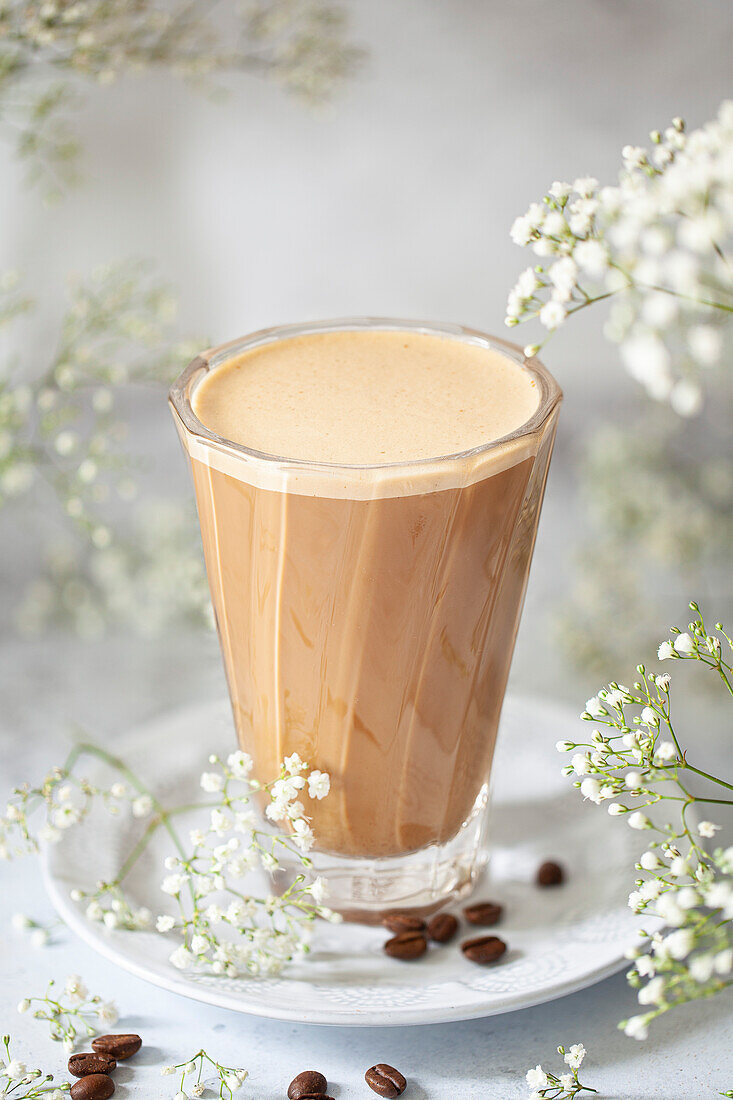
[192, 330, 540, 465]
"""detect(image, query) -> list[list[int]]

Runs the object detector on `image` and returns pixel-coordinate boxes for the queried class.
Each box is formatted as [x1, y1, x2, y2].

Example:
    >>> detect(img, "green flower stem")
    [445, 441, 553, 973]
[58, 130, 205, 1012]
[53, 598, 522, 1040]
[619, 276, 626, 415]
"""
[680, 762, 733, 794]
[63, 741, 207, 904]
[640, 283, 733, 313]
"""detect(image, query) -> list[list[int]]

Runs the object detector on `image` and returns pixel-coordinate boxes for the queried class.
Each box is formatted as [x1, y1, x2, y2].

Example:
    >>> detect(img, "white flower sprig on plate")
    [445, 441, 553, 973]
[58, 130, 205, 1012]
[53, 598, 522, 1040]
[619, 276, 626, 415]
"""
[149, 749, 337, 977]
[161, 1050, 248, 1100]
[0, 1034, 70, 1100]
[557, 601, 733, 1039]
[2, 740, 338, 977]
[17, 976, 118, 1053]
[526, 1044, 595, 1099]
[506, 101, 733, 415]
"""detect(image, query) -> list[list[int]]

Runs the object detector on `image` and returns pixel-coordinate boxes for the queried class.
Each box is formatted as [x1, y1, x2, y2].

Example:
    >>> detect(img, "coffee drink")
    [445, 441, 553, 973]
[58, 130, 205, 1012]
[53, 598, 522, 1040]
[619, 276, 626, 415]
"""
[170, 320, 561, 914]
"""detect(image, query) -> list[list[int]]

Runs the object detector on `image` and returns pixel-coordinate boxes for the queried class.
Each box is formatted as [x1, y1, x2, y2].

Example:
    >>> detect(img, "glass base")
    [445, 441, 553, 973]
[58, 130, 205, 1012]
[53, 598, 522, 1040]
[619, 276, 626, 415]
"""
[275, 785, 491, 923]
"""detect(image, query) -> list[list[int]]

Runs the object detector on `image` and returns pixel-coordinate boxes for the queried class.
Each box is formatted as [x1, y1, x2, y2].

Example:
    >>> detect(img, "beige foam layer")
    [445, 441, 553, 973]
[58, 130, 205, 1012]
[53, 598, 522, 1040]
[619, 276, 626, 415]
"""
[183, 329, 542, 499]
[182, 429, 539, 500]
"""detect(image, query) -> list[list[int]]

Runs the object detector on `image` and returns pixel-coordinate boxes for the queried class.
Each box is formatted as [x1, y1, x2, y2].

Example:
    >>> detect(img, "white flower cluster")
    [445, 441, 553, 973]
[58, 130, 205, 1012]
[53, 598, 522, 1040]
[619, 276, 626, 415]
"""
[78, 885, 153, 934]
[18, 976, 118, 1053]
[0, 1034, 70, 1100]
[160, 1049, 248, 1100]
[153, 750, 337, 978]
[0, 755, 162, 864]
[507, 102, 733, 414]
[5, 740, 338, 980]
[525, 1043, 590, 1099]
[558, 603, 733, 1039]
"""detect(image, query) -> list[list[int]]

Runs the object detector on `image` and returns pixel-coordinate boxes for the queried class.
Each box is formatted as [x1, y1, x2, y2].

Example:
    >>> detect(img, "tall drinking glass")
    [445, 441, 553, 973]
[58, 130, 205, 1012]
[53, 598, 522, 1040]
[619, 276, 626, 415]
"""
[169, 318, 561, 921]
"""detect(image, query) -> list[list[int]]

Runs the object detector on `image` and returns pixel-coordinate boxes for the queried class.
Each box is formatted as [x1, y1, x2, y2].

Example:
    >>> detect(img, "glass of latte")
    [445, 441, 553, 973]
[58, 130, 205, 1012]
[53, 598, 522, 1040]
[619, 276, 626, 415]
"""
[169, 319, 561, 920]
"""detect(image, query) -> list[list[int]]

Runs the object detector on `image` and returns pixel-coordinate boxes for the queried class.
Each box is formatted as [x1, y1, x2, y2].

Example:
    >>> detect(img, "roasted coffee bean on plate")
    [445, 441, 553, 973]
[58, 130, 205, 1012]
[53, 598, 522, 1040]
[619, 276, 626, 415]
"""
[382, 912, 426, 934]
[426, 912, 458, 943]
[383, 929, 428, 960]
[537, 860, 565, 886]
[68, 1053, 116, 1079]
[461, 934, 507, 965]
[365, 1063, 407, 1097]
[91, 1034, 142, 1061]
[463, 901, 503, 926]
[287, 1069, 329, 1098]
[69, 1073, 115, 1100]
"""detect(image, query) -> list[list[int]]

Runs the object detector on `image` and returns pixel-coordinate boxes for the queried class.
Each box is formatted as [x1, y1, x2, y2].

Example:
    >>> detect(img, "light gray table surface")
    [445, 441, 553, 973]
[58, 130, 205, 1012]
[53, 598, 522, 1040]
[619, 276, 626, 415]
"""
[1, 609, 731, 1100]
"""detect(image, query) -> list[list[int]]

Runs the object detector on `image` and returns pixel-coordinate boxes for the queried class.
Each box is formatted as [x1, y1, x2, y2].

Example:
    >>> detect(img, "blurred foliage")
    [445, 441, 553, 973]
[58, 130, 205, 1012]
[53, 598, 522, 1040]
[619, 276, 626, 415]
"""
[0, 260, 212, 635]
[556, 386, 733, 680]
[0, 0, 363, 196]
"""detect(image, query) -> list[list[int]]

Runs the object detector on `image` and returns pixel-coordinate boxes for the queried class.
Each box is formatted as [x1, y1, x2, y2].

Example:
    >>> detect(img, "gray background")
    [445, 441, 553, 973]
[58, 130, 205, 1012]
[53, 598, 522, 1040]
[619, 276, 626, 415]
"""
[2, 1, 732, 1095]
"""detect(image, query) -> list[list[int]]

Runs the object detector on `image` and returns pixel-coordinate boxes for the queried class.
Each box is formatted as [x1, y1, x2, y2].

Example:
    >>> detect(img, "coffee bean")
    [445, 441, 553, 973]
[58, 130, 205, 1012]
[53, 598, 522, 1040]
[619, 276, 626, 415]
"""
[461, 934, 507, 965]
[463, 901, 503, 926]
[69, 1074, 115, 1100]
[537, 860, 564, 887]
[287, 1070, 328, 1098]
[91, 1034, 142, 1060]
[426, 912, 458, 943]
[383, 930, 428, 960]
[365, 1063, 407, 1097]
[382, 912, 426, 934]
[68, 1054, 116, 1079]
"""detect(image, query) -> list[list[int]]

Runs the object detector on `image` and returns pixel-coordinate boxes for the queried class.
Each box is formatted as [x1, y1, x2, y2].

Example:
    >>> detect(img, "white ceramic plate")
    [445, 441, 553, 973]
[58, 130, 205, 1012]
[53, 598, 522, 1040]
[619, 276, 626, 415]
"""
[43, 695, 654, 1027]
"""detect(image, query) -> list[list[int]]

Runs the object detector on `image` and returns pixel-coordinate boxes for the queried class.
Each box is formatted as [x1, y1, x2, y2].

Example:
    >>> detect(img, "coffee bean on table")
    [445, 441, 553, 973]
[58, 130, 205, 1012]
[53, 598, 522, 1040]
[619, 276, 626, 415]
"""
[463, 901, 503, 926]
[365, 1063, 407, 1097]
[68, 1054, 116, 1078]
[69, 1074, 115, 1100]
[383, 930, 428, 960]
[426, 912, 459, 943]
[537, 860, 564, 886]
[382, 912, 426, 934]
[287, 1070, 328, 1098]
[461, 934, 507, 965]
[91, 1034, 142, 1060]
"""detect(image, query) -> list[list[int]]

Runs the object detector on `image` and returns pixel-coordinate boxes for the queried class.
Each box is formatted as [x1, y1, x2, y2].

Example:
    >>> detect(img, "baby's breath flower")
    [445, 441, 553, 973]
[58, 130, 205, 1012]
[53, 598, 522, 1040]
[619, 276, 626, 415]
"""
[131, 795, 153, 818]
[563, 1045, 585, 1070]
[163, 1050, 248, 1100]
[21, 977, 116, 1050]
[3, 736, 334, 981]
[623, 1015, 650, 1040]
[563, 605, 733, 1043]
[524, 1044, 594, 1098]
[200, 772, 224, 794]
[673, 632, 696, 655]
[506, 102, 733, 413]
[306, 770, 330, 800]
[526, 1067, 548, 1090]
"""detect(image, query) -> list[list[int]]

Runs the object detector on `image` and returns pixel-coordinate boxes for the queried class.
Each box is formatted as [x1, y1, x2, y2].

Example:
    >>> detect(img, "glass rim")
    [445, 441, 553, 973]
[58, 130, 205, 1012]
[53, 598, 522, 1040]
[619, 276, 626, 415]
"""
[168, 316, 562, 475]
